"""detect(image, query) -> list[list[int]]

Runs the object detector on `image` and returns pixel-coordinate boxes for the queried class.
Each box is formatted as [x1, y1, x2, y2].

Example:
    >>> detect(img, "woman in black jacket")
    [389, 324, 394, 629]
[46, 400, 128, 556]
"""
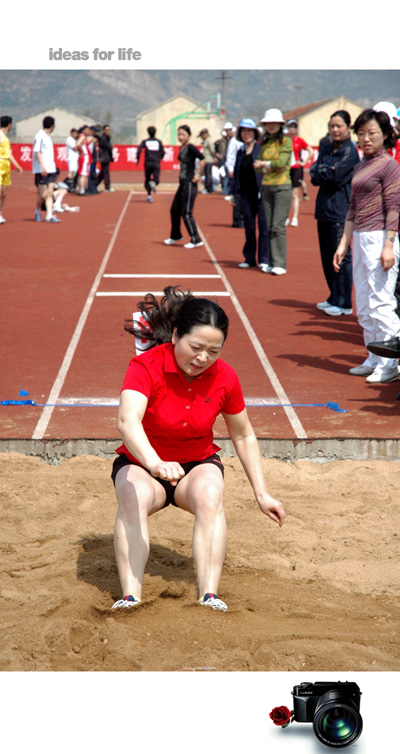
[164, 124, 206, 249]
[232, 119, 269, 271]
[310, 110, 360, 315]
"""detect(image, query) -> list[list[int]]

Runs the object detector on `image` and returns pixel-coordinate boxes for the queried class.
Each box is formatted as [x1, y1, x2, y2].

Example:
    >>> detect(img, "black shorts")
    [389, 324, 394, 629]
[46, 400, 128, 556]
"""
[34, 172, 57, 187]
[290, 167, 304, 188]
[111, 452, 224, 507]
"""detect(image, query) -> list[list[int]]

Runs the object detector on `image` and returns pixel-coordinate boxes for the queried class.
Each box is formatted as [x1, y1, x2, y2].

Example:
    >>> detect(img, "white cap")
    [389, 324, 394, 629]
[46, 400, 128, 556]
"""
[373, 101, 398, 126]
[260, 108, 285, 124]
[224, 121, 234, 130]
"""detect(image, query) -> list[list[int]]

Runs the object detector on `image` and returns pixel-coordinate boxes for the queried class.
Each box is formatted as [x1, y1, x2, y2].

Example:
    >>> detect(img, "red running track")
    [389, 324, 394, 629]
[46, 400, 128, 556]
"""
[1, 171, 400, 443]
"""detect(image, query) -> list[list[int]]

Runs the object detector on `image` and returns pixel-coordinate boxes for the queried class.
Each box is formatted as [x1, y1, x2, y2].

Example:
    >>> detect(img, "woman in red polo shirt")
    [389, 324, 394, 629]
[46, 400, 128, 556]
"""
[111, 287, 285, 612]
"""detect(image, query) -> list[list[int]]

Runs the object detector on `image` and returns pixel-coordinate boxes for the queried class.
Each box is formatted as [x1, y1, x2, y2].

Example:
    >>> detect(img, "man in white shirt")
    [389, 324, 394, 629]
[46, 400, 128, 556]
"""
[66, 127, 78, 190]
[32, 115, 60, 223]
[224, 124, 244, 227]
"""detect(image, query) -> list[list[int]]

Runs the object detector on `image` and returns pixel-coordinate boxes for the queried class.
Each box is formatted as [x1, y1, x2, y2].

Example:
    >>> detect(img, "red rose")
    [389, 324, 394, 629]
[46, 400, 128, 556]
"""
[269, 706, 292, 726]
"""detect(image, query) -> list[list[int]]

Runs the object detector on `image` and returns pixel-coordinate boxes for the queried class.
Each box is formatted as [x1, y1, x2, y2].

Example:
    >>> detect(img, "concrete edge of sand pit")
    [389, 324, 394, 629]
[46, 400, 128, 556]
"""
[1, 438, 400, 465]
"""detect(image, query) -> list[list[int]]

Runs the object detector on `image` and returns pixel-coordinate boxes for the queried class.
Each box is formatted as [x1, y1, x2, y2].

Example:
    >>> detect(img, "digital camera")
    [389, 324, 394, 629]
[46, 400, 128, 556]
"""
[292, 681, 363, 748]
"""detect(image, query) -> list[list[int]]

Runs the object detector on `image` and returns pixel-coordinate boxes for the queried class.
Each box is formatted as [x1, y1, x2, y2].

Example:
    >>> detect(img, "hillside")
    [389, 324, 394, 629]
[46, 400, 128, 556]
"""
[1, 69, 398, 140]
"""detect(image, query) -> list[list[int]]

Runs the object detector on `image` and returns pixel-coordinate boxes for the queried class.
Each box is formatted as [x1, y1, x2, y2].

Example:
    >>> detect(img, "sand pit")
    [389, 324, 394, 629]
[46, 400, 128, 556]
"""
[0, 452, 399, 672]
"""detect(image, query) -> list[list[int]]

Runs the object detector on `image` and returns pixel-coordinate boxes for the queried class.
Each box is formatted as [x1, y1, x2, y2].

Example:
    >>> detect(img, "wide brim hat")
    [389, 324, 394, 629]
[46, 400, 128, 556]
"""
[237, 118, 259, 141]
[260, 108, 286, 125]
[373, 101, 398, 126]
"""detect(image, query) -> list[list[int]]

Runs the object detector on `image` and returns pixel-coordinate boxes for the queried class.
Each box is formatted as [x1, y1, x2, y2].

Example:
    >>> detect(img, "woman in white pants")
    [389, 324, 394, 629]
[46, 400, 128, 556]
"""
[334, 108, 400, 384]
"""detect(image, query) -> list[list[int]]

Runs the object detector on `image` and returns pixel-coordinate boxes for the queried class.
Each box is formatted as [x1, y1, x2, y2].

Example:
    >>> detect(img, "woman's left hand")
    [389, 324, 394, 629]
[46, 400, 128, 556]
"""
[381, 243, 395, 271]
[257, 492, 286, 526]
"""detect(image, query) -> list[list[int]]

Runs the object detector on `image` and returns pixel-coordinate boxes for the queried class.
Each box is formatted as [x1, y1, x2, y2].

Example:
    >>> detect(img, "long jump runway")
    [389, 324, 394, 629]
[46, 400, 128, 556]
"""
[2, 176, 400, 456]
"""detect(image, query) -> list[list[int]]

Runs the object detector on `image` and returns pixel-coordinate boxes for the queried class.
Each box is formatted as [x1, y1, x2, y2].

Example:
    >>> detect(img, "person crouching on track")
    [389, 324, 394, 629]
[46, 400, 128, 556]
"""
[164, 125, 206, 249]
[111, 286, 285, 611]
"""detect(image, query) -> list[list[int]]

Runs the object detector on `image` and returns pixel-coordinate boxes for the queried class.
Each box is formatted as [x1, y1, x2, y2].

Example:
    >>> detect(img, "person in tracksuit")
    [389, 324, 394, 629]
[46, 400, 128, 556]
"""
[164, 125, 206, 249]
[137, 126, 165, 203]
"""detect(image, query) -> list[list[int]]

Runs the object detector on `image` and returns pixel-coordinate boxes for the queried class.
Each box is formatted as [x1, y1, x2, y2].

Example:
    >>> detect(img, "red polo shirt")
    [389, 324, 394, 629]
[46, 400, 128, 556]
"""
[116, 342, 245, 463]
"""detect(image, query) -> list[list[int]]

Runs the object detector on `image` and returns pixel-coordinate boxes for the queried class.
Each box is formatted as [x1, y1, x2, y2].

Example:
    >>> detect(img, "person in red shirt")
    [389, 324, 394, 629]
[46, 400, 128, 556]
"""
[286, 120, 314, 227]
[111, 287, 285, 611]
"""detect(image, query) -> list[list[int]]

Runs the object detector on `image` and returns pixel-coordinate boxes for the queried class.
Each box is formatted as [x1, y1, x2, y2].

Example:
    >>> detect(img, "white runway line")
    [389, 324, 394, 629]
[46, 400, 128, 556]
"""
[96, 291, 231, 297]
[198, 226, 308, 440]
[32, 191, 134, 440]
[103, 274, 222, 279]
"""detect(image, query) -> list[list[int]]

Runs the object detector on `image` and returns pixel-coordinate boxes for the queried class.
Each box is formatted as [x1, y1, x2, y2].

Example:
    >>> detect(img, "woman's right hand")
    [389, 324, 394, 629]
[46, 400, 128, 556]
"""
[333, 246, 346, 272]
[149, 461, 186, 486]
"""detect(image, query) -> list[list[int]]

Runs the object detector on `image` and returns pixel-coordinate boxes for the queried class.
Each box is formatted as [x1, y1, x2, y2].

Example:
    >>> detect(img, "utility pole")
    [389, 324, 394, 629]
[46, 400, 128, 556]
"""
[295, 85, 305, 107]
[215, 70, 232, 113]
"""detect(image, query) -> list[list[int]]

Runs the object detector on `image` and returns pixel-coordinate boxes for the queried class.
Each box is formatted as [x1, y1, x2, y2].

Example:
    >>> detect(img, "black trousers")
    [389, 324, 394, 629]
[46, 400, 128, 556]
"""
[170, 181, 201, 243]
[204, 162, 214, 192]
[145, 162, 160, 194]
[317, 219, 353, 309]
[96, 162, 111, 190]
[240, 193, 269, 266]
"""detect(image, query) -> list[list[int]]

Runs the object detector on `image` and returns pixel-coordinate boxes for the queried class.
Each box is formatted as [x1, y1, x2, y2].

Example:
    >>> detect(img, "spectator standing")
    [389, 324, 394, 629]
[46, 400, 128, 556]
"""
[96, 124, 115, 192]
[32, 115, 60, 223]
[254, 109, 292, 275]
[163, 124, 205, 249]
[333, 109, 400, 384]
[75, 125, 94, 195]
[225, 124, 244, 227]
[0, 115, 23, 224]
[286, 119, 314, 226]
[65, 128, 78, 192]
[136, 126, 165, 203]
[86, 125, 100, 194]
[232, 118, 269, 271]
[198, 128, 216, 193]
[310, 110, 360, 316]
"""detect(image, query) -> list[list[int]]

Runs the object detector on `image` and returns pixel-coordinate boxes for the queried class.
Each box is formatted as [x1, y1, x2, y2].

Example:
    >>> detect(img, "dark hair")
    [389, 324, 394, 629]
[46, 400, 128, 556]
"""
[43, 116, 55, 129]
[147, 126, 156, 137]
[124, 286, 229, 347]
[261, 124, 285, 145]
[0, 115, 12, 128]
[330, 110, 351, 127]
[352, 108, 397, 149]
[178, 124, 191, 136]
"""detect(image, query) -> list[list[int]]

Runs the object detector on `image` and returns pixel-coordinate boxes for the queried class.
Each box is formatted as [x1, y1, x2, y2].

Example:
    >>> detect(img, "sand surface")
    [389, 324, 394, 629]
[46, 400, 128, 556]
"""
[0, 453, 399, 672]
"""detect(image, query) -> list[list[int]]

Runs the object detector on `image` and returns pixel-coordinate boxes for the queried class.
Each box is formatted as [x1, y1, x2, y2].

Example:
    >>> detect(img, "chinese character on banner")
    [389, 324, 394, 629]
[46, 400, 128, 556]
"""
[132, 311, 151, 356]
[126, 147, 138, 162]
[162, 147, 174, 163]
[20, 146, 32, 162]
[57, 146, 68, 162]
[112, 147, 120, 163]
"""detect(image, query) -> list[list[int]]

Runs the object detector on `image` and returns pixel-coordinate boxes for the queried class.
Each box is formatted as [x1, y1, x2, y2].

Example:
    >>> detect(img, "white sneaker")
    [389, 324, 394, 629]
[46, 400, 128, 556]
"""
[271, 267, 287, 275]
[259, 264, 272, 273]
[0, 215, 6, 224]
[238, 262, 251, 268]
[149, 180, 156, 193]
[349, 365, 374, 376]
[324, 305, 353, 316]
[366, 368, 399, 384]
[290, 218, 298, 227]
[199, 593, 228, 612]
[184, 241, 204, 249]
[146, 195, 154, 203]
[316, 300, 331, 310]
[285, 218, 290, 226]
[53, 206, 64, 213]
[164, 237, 183, 245]
[111, 595, 141, 609]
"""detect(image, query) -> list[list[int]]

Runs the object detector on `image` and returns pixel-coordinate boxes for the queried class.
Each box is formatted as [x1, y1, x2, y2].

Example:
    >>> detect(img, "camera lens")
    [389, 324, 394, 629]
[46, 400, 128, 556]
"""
[313, 691, 362, 748]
